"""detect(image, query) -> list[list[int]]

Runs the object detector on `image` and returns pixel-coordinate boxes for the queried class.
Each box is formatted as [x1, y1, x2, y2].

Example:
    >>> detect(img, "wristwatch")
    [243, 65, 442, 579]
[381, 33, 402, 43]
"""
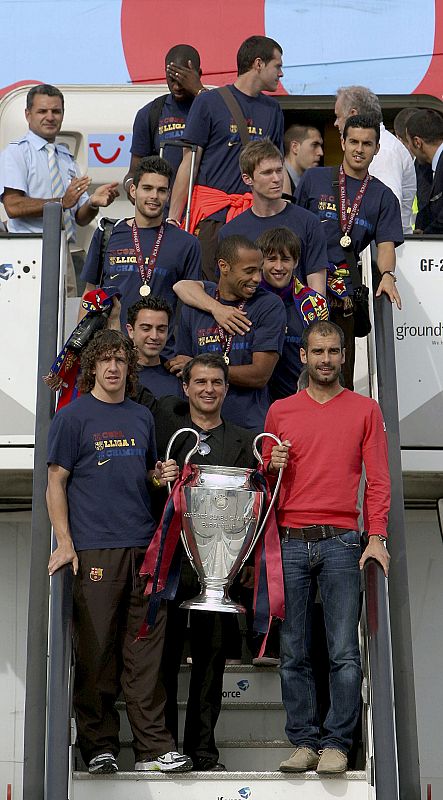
[377, 535, 387, 543]
[383, 271, 397, 282]
[151, 474, 162, 488]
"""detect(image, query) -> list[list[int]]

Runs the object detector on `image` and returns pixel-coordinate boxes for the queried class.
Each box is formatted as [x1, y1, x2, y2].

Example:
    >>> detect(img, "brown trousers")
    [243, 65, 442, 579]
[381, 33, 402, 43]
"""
[73, 547, 174, 764]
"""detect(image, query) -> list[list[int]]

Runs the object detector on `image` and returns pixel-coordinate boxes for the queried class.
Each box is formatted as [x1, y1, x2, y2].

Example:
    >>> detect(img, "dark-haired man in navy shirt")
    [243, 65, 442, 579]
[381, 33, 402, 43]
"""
[46, 330, 191, 776]
[219, 138, 328, 294]
[126, 296, 184, 398]
[80, 156, 201, 357]
[167, 35, 286, 280]
[171, 235, 286, 430]
[123, 44, 205, 197]
[295, 114, 403, 388]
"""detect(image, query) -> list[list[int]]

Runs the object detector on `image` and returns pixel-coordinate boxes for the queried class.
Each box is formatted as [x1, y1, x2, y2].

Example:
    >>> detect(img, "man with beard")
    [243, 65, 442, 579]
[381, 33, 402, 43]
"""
[262, 320, 391, 775]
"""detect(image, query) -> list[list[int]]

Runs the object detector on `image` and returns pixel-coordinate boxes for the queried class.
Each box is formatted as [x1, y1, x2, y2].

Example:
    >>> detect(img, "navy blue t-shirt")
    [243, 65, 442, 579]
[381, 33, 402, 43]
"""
[184, 85, 284, 195]
[295, 166, 403, 266]
[219, 203, 328, 282]
[47, 393, 158, 551]
[137, 361, 184, 398]
[131, 94, 193, 178]
[176, 283, 286, 430]
[81, 220, 202, 357]
[268, 293, 303, 401]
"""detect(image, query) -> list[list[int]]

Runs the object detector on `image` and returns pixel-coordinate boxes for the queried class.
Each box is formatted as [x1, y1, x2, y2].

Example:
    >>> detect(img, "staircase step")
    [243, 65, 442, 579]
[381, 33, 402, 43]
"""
[72, 770, 369, 799]
[84, 739, 294, 772]
[179, 664, 281, 704]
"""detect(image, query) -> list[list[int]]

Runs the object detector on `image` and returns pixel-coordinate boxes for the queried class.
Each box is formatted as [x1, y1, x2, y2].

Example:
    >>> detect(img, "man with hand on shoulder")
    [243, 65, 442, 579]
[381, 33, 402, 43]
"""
[171, 234, 286, 430]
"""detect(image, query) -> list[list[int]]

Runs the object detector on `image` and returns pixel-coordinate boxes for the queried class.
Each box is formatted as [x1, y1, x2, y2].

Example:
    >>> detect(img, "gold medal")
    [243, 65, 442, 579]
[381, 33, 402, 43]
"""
[340, 234, 352, 248]
[139, 284, 151, 297]
[223, 354, 230, 365]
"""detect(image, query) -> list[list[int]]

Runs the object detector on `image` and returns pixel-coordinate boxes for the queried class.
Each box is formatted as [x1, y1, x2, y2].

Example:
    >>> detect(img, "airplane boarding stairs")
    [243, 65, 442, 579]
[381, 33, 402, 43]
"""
[71, 653, 372, 800]
[20, 207, 419, 800]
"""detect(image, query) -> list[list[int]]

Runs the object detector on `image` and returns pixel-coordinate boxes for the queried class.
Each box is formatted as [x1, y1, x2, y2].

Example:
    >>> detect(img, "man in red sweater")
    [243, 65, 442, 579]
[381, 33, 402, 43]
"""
[263, 319, 390, 775]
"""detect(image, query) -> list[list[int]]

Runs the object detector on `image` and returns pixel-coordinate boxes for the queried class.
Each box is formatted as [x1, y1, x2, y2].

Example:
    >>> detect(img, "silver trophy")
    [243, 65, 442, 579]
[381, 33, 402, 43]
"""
[165, 429, 283, 613]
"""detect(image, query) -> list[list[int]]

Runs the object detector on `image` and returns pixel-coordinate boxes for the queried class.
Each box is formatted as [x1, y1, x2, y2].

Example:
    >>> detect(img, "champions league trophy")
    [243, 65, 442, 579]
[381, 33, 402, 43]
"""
[165, 429, 283, 613]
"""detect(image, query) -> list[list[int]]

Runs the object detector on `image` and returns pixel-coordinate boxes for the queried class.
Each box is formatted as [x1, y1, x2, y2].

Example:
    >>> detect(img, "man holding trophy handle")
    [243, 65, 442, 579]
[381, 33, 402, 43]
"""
[263, 319, 391, 776]
[137, 352, 285, 771]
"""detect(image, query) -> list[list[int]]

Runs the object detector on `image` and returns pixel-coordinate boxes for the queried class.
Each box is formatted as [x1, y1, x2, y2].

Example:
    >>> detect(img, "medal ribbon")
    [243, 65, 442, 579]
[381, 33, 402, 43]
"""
[131, 221, 165, 291]
[214, 288, 246, 362]
[338, 164, 371, 237]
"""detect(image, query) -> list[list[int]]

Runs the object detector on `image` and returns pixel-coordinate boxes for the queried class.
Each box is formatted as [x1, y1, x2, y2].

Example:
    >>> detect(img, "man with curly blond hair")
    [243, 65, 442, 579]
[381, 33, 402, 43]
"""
[46, 329, 192, 776]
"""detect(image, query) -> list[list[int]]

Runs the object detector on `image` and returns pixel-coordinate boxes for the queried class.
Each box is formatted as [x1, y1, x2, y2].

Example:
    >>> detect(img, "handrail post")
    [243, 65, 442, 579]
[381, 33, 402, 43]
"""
[364, 559, 399, 798]
[46, 566, 73, 800]
[372, 271, 421, 800]
[23, 203, 62, 800]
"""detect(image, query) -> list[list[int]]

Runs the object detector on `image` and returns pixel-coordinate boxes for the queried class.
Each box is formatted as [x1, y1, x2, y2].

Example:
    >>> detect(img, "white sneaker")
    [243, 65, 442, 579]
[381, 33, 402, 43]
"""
[135, 751, 193, 773]
[88, 753, 118, 774]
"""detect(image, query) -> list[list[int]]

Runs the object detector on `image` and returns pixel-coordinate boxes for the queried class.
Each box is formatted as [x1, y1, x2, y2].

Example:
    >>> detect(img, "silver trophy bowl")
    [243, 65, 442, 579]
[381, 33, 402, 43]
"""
[165, 429, 282, 613]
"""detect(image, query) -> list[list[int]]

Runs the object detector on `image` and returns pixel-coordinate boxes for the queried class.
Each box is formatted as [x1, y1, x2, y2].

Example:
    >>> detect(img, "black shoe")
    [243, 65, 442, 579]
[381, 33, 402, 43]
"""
[193, 758, 226, 772]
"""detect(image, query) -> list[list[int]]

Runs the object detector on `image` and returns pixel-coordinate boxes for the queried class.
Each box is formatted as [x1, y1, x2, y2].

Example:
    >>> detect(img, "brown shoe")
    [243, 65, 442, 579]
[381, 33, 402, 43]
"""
[316, 748, 347, 774]
[279, 747, 319, 772]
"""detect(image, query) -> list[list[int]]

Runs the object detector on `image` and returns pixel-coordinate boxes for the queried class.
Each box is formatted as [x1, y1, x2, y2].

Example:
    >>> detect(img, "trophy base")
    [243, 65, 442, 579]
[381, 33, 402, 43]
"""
[180, 588, 246, 614]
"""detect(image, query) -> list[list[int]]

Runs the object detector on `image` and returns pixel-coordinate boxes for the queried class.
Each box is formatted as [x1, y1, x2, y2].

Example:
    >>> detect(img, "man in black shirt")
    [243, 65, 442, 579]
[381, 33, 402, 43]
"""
[137, 353, 256, 771]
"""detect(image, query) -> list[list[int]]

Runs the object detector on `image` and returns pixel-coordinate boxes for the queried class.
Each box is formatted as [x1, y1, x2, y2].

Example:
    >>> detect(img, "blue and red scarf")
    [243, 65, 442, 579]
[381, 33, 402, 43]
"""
[43, 288, 120, 410]
[260, 275, 329, 325]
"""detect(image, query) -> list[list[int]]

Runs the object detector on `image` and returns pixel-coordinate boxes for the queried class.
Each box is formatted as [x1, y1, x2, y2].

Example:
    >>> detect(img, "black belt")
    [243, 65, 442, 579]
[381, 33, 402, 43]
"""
[279, 525, 352, 542]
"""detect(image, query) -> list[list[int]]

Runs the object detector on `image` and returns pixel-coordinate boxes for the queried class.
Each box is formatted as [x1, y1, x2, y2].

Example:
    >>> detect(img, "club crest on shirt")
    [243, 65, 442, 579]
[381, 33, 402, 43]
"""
[90, 567, 103, 582]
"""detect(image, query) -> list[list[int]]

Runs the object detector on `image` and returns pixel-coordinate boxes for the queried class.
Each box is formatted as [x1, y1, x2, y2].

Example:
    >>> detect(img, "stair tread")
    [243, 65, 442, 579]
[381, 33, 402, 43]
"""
[117, 739, 293, 748]
[73, 770, 367, 781]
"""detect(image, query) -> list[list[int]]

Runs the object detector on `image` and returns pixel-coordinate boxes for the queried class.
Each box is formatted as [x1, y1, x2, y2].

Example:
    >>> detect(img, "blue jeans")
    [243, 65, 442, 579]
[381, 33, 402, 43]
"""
[280, 531, 362, 754]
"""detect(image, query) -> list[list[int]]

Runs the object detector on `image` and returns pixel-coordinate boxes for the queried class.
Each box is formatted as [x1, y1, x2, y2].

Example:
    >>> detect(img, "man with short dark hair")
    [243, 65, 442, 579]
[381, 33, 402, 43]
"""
[263, 319, 391, 775]
[80, 155, 201, 354]
[171, 234, 286, 430]
[334, 85, 416, 233]
[284, 124, 324, 192]
[406, 109, 443, 235]
[0, 83, 119, 295]
[295, 114, 403, 388]
[123, 44, 205, 198]
[126, 296, 183, 397]
[168, 35, 286, 280]
[219, 138, 328, 294]
[46, 329, 191, 775]
[137, 353, 256, 771]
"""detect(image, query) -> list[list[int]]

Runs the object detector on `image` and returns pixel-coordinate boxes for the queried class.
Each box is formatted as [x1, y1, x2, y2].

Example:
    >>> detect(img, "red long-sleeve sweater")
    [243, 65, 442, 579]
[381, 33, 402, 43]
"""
[263, 389, 390, 537]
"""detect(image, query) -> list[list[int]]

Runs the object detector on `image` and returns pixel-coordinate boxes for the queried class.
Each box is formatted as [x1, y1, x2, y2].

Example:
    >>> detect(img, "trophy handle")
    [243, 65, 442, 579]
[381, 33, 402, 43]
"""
[163, 427, 200, 571]
[164, 427, 200, 494]
[240, 432, 284, 567]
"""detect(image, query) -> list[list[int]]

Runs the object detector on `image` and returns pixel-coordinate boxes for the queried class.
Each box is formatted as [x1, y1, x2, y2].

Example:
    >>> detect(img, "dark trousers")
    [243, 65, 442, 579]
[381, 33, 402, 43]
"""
[162, 558, 226, 764]
[73, 547, 174, 764]
[196, 218, 224, 282]
[330, 304, 355, 390]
